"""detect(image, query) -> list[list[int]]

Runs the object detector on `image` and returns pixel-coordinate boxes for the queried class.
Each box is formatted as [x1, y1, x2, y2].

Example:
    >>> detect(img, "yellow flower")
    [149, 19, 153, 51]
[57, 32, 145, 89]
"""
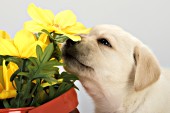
[0, 30, 10, 39]
[0, 30, 47, 58]
[41, 79, 63, 88]
[39, 33, 50, 45]
[0, 60, 18, 99]
[24, 3, 91, 41]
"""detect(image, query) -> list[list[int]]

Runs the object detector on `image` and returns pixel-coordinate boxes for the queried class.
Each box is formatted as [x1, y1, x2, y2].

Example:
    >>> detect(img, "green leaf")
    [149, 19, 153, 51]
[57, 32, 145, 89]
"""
[3, 100, 11, 108]
[42, 60, 63, 67]
[35, 32, 42, 39]
[54, 35, 68, 43]
[10, 98, 17, 108]
[10, 69, 20, 82]
[41, 29, 53, 39]
[14, 77, 20, 90]
[27, 65, 36, 79]
[23, 81, 32, 97]
[49, 86, 56, 100]
[60, 72, 79, 82]
[32, 74, 57, 84]
[6, 57, 23, 67]
[52, 43, 62, 61]
[28, 57, 39, 67]
[17, 72, 29, 78]
[43, 77, 58, 84]
[39, 70, 56, 76]
[39, 60, 61, 73]
[36, 45, 43, 63]
[30, 83, 39, 96]
[41, 60, 61, 67]
[40, 43, 54, 63]
[55, 82, 74, 97]
[35, 85, 49, 105]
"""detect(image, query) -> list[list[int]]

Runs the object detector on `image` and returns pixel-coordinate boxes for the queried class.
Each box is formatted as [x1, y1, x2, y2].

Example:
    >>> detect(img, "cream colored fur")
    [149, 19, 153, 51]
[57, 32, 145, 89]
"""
[62, 24, 170, 113]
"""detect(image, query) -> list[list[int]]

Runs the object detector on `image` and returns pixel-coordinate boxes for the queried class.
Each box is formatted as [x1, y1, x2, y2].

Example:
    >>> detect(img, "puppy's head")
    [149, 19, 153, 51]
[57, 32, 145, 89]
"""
[62, 24, 160, 91]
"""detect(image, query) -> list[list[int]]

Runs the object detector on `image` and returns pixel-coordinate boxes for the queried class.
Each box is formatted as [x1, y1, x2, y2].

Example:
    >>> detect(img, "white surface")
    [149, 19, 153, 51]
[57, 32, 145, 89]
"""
[75, 81, 94, 113]
[0, 0, 170, 113]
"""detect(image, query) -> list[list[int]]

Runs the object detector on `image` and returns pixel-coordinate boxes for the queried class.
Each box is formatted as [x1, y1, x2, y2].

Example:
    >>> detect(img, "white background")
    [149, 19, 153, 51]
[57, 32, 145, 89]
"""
[0, 0, 170, 113]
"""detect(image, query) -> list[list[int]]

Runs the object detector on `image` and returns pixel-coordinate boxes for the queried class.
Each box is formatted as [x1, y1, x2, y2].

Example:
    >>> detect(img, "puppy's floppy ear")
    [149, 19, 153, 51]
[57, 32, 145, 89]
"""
[133, 45, 160, 91]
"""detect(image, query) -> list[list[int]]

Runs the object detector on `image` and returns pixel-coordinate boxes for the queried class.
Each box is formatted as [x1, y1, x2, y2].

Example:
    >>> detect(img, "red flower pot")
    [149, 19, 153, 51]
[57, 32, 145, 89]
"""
[29, 88, 79, 113]
[0, 88, 79, 113]
[0, 107, 34, 113]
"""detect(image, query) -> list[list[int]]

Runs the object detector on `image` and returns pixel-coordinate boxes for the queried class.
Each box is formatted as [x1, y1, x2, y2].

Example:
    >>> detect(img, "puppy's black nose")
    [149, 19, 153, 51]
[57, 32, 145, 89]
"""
[66, 39, 78, 46]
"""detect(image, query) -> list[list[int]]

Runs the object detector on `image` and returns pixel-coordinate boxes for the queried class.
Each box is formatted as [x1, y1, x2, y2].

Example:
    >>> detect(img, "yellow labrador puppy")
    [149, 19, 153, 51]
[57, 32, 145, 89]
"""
[62, 24, 170, 113]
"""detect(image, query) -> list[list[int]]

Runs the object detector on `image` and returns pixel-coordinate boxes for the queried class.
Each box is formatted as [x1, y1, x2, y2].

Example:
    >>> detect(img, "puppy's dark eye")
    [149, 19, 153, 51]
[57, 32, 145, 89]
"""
[98, 38, 112, 47]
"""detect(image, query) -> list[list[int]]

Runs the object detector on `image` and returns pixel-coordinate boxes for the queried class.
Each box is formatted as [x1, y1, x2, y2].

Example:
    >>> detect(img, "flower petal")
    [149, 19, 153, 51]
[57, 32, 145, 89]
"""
[41, 79, 63, 87]
[24, 21, 46, 33]
[64, 33, 81, 41]
[64, 22, 91, 34]
[0, 30, 10, 39]
[0, 38, 18, 56]
[0, 90, 17, 99]
[0, 66, 4, 89]
[14, 30, 36, 58]
[6, 62, 18, 90]
[24, 21, 55, 33]
[0, 83, 3, 92]
[27, 3, 55, 25]
[39, 33, 50, 45]
[54, 10, 77, 29]
[2, 60, 10, 91]
[0, 60, 17, 99]
[22, 41, 47, 58]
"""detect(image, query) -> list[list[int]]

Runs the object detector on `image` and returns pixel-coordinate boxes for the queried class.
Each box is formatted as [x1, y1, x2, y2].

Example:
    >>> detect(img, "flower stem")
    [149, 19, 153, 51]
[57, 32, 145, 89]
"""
[16, 59, 27, 107]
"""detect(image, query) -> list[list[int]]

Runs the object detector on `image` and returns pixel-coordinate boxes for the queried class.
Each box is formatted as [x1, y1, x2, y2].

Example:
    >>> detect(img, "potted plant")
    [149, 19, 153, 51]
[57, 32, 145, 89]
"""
[0, 3, 90, 113]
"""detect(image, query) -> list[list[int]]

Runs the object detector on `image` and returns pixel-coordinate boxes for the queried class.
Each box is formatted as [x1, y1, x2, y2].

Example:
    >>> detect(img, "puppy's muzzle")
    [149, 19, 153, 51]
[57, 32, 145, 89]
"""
[66, 39, 81, 47]
[66, 39, 77, 46]
[66, 34, 88, 47]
